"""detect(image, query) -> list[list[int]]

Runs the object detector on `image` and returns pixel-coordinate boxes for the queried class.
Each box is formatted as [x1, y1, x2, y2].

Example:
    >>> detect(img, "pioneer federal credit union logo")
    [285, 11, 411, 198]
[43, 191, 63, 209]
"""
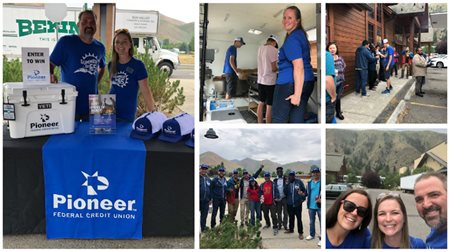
[52, 170, 138, 219]
[30, 113, 59, 131]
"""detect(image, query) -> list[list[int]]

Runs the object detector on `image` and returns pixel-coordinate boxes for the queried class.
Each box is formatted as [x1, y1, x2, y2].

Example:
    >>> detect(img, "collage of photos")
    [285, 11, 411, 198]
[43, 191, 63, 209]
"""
[1, 0, 448, 251]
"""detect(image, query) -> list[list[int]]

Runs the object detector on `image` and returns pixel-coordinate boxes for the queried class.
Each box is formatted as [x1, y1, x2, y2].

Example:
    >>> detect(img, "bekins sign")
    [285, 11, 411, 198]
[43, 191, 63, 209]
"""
[16, 19, 78, 37]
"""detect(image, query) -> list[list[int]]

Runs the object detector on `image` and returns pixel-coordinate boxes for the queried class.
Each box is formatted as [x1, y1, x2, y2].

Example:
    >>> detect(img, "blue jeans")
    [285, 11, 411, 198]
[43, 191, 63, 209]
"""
[200, 200, 210, 232]
[355, 69, 368, 95]
[249, 200, 261, 226]
[272, 80, 315, 123]
[308, 208, 321, 237]
[211, 198, 225, 228]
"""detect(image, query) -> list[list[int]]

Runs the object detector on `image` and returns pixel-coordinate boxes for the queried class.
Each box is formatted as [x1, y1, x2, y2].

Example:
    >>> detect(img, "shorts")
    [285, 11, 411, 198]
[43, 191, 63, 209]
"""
[258, 84, 275, 105]
[224, 73, 237, 97]
[385, 65, 393, 79]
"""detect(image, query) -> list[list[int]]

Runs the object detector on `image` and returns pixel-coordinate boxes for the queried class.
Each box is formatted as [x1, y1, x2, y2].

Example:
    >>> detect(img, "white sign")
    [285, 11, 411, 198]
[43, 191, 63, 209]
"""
[116, 10, 158, 34]
[22, 47, 50, 84]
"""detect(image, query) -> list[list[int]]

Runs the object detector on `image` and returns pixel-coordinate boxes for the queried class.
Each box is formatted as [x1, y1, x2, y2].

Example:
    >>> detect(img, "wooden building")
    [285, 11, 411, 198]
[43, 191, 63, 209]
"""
[326, 3, 429, 94]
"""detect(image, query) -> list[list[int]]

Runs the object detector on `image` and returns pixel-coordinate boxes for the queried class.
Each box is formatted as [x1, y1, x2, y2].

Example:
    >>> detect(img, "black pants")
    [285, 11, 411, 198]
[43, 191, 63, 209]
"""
[287, 204, 303, 234]
[200, 200, 209, 231]
[368, 69, 377, 89]
[261, 203, 277, 227]
[275, 198, 288, 229]
[211, 198, 225, 228]
[326, 101, 336, 123]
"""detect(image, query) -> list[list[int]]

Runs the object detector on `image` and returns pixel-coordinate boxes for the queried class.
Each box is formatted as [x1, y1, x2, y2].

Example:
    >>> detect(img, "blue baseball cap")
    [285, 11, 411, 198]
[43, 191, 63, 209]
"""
[130, 112, 167, 140]
[159, 113, 194, 143]
[233, 169, 239, 174]
[185, 129, 194, 148]
[264, 172, 271, 177]
[243, 170, 248, 174]
[218, 167, 225, 172]
[311, 167, 320, 173]
[289, 171, 296, 176]
[200, 164, 209, 169]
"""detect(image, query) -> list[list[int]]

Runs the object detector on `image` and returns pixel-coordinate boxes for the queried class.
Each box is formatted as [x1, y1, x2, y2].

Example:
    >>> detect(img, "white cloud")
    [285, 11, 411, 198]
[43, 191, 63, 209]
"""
[200, 128, 321, 164]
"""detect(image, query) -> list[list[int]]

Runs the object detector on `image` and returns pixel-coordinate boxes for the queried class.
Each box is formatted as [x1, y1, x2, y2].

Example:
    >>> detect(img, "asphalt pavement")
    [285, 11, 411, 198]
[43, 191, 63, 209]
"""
[398, 67, 447, 123]
[326, 188, 430, 241]
[169, 64, 194, 115]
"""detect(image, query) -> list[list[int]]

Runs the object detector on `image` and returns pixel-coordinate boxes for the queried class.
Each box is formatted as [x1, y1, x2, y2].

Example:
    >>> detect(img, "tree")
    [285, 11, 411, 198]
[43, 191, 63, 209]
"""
[435, 40, 447, 54]
[383, 173, 400, 190]
[347, 172, 358, 184]
[413, 166, 433, 174]
[189, 36, 195, 53]
[361, 170, 381, 188]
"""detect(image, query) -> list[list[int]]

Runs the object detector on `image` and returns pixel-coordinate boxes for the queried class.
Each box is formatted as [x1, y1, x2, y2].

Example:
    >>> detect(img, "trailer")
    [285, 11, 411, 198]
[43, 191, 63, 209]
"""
[400, 173, 423, 193]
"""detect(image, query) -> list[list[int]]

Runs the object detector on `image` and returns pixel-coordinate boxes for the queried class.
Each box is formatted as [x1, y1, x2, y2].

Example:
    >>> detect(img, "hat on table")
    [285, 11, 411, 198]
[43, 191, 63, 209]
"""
[130, 112, 167, 140]
[158, 113, 194, 143]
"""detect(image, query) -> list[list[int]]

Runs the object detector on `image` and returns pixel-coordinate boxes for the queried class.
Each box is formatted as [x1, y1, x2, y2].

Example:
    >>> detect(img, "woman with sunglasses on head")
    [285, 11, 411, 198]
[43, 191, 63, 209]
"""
[326, 189, 372, 248]
[272, 6, 315, 123]
[109, 29, 155, 122]
[371, 193, 426, 248]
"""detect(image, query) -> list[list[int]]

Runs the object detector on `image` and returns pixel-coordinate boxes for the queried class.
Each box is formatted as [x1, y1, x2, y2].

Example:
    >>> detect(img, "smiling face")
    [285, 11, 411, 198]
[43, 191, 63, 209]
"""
[337, 193, 369, 231]
[377, 199, 405, 238]
[415, 176, 447, 228]
[328, 44, 337, 56]
[114, 33, 132, 57]
[78, 12, 96, 41]
[282, 8, 299, 33]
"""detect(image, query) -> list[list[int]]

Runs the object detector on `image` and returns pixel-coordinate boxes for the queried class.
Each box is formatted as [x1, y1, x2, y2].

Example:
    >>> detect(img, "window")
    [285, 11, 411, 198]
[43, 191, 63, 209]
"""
[368, 23, 374, 43]
[132, 38, 139, 48]
[376, 4, 382, 22]
[368, 4, 375, 19]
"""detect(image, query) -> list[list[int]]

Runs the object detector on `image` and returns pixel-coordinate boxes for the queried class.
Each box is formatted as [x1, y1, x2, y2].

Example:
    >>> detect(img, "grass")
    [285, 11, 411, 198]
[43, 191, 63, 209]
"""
[179, 54, 194, 64]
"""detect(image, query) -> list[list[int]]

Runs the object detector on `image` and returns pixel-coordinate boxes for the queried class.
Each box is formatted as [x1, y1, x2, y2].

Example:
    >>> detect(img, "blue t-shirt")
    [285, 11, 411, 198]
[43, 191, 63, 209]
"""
[223, 45, 237, 74]
[426, 228, 447, 249]
[277, 29, 314, 85]
[50, 35, 106, 116]
[385, 46, 395, 67]
[109, 57, 148, 122]
[308, 180, 320, 209]
[326, 228, 371, 248]
[325, 51, 336, 103]
[382, 236, 426, 249]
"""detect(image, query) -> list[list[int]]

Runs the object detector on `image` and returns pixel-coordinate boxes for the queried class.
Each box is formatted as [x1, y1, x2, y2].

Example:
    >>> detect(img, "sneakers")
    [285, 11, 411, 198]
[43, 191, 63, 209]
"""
[416, 93, 423, 97]
[361, 93, 370, 97]
[284, 230, 294, 234]
[389, 85, 393, 90]
[263, 225, 270, 229]
[317, 240, 321, 247]
[381, 89, 390, 94]
[305, 235, 314, 240]
[299, 234, 304, 240]
[273, 228, 278, 236]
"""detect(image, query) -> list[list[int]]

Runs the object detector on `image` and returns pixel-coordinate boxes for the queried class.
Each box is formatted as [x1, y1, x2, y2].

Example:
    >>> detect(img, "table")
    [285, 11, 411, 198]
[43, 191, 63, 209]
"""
[3, 125, 194, 236]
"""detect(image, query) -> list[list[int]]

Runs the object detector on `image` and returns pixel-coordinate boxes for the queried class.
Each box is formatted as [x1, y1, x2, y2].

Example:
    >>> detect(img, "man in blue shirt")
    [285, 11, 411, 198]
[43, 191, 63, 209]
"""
[355, 40, 377, 97]
[223, 37, 245, 99]
[284, 171, 307, 240]
[381, 39, 395, 94]
[325, 51, 336, 123]
[50, 10, 106, 120]
[305, 167, 321, 246]
[414, 172, 447, 249]
[199, 164, 211, 232]
[210, 166, 227, 228]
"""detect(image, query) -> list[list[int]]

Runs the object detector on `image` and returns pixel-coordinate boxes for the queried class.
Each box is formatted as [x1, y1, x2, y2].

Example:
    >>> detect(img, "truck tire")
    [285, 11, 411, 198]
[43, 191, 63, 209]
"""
[436, 62, 444, 68]
[158, 62, 173, 77]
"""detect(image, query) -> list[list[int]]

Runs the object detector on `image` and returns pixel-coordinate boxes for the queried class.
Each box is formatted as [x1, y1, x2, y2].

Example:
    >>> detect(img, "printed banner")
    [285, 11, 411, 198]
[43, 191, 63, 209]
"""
[43, 122, 146, 239]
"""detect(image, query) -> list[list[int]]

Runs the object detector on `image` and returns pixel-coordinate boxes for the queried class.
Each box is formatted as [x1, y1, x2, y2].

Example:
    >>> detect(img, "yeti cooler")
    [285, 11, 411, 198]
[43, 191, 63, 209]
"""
[3, 82, 78, 138]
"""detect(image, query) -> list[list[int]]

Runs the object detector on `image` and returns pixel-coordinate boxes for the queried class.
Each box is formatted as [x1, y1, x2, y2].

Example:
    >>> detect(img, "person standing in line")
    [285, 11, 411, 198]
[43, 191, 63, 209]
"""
[260, 172, 279, 235]
[354, 40, 377, 97]
[226, 170, 240, 222]
[327, 42, 346, 120]
[381, 39, 394, 94]
[256, 35, 279, 123]
[273, 167, 288, 231]
[412, 47, 427, 97]
[306, 167, 321, 247]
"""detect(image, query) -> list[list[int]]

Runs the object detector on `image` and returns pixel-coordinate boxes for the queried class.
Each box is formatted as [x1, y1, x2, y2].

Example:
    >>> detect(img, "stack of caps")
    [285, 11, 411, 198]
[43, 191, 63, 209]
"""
[185, 129, 194, 148]
[130, 112, 167, 140]
[159, 113, 194, 143]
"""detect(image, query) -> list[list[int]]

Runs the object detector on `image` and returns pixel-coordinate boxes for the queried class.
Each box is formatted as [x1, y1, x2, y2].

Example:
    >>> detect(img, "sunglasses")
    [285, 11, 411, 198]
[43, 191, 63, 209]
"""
[341, 200, 368, 217]
[376, 192, 400, 201]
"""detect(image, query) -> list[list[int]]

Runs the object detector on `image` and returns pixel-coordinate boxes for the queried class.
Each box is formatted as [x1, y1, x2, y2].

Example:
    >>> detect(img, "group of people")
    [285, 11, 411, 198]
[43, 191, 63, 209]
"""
[325, 37, 429, 123]
[200, 164, 322, 245]
[49, 10, 155, 122]
[326, 172, 447, 249]
[223, 6, 315, 123]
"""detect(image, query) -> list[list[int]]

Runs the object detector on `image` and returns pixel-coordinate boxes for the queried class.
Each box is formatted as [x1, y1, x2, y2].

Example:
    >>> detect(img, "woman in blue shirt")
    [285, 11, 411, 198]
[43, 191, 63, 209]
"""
[371, 193, 426, 249]
[109, 29, 155, 121]
[326, 189, 373, 248]
[272, 6, 315, 123]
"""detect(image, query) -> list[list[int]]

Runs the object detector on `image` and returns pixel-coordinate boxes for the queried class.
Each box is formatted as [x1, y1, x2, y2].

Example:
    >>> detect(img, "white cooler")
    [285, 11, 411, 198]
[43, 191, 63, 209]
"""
[3, 82, 78, 138]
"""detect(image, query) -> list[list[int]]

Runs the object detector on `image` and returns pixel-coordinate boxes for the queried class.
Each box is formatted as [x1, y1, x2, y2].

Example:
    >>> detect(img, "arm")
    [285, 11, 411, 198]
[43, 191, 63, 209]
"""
[253, 165, 263, 178]
[285, 58, 304, 106]
[138, 78, 156, 112]
[229, 55, 239, 76]
[97, 67, 105, 85]
[326, 75, 336, 103]
[386, 54, 392, 71]
[271, 61, 278, 72]
[50, 62, 58, 83]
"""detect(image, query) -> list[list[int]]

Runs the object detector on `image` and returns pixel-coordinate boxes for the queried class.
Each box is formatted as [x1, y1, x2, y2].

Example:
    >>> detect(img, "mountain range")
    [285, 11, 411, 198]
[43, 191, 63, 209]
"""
[200, 151, 321, 174]
[159, 14, 194, 44]
[326, 129, 446, 173]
